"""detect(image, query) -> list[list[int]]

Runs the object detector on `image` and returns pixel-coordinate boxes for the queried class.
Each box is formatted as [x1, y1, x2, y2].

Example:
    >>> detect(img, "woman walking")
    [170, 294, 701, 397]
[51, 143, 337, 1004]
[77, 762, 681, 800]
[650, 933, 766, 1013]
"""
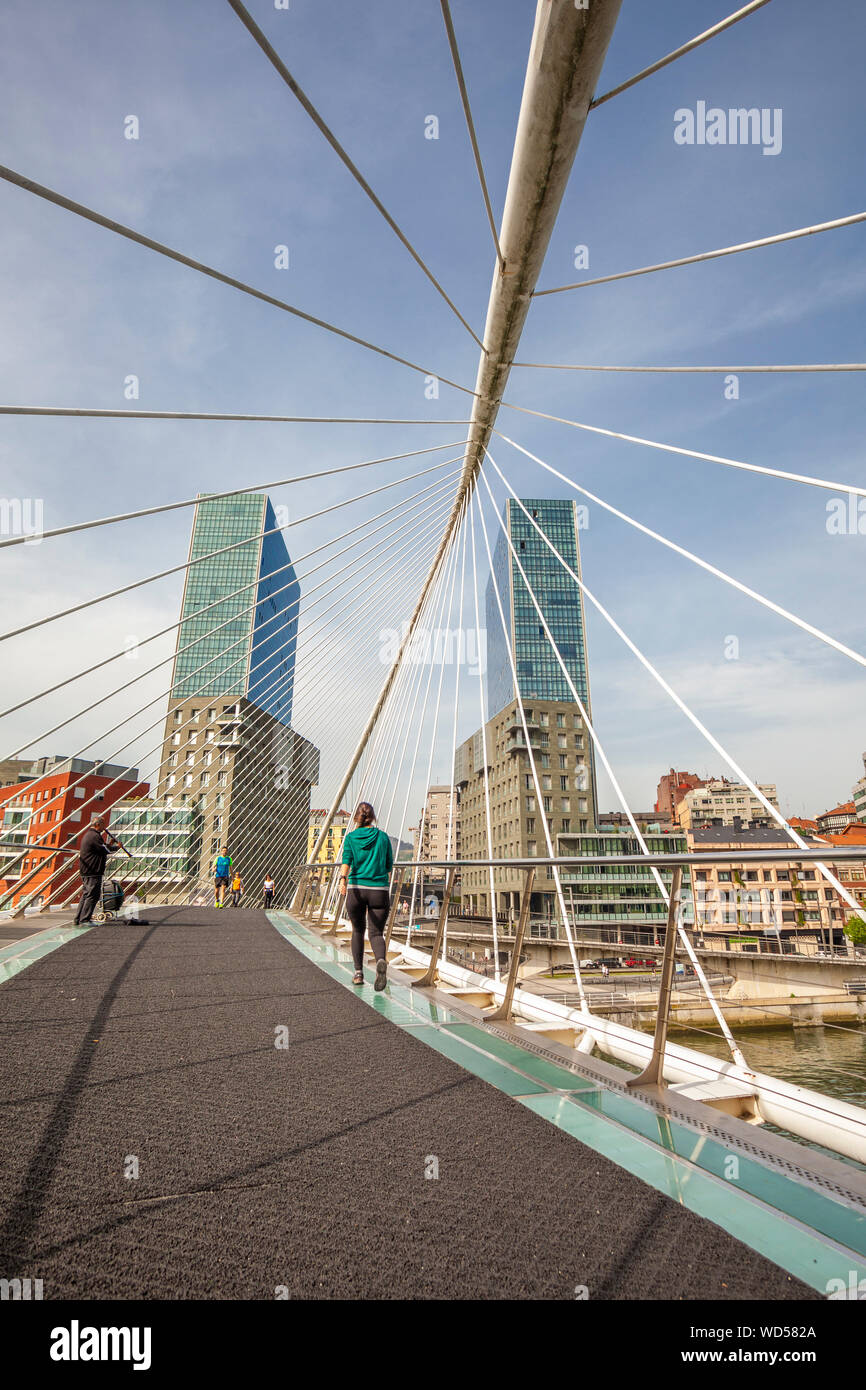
[338, 802, 393, 989]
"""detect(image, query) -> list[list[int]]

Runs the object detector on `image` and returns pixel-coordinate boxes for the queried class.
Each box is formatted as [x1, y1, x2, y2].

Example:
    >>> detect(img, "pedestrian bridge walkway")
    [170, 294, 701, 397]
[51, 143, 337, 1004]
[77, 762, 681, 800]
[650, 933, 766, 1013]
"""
[0, 907, 862, 1300]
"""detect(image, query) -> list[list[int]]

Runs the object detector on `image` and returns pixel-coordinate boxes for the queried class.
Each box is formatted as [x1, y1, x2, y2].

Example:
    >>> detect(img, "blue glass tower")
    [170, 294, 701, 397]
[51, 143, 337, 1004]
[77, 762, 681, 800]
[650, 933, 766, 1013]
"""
[171, 494, 298, 724]
[485, 498, 591, 717]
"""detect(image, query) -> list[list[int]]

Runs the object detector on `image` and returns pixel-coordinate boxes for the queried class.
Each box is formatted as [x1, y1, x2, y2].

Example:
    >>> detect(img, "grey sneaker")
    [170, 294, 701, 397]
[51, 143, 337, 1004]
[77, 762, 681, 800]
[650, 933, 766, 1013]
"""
[374, 958, 387, 992]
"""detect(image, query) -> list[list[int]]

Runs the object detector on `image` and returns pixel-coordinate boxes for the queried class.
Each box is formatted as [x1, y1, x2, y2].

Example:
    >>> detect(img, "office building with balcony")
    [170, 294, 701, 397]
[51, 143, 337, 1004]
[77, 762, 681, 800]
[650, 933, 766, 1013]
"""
[555, 828, 693, 946]
[109, 799, 203, 897]
[455, 699, 594, 920]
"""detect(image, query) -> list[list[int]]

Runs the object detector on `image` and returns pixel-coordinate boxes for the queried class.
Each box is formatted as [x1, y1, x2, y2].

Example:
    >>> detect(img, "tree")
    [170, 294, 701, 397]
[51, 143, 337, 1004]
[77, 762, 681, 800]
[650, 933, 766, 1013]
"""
[844, 916, 866, 946]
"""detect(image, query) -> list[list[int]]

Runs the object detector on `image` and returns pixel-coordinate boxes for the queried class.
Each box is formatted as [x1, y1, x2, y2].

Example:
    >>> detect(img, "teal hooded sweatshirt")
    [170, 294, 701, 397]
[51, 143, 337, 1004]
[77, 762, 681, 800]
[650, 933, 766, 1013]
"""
[341, 825, 393, 889]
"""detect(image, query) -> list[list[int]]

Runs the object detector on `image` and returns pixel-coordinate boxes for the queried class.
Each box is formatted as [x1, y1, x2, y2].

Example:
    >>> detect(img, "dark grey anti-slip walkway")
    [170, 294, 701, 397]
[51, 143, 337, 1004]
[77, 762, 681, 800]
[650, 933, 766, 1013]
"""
[0, 907, 812, 1300]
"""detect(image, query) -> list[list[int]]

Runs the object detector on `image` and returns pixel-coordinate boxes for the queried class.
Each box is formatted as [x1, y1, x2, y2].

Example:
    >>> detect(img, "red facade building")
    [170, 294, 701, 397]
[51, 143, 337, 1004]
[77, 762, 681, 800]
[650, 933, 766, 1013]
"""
[0, 759, 148, 909]
[654, 768, 706, 824]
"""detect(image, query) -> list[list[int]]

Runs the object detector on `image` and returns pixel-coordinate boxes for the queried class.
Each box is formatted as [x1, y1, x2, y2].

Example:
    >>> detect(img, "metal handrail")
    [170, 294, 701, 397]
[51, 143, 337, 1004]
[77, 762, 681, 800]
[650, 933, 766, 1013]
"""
[295, 848, 866, 869]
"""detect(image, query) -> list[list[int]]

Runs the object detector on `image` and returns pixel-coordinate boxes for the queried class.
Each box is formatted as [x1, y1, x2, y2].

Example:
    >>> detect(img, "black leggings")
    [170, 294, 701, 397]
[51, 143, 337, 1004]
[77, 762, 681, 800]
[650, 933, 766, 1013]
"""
[345, 887, 389, 971]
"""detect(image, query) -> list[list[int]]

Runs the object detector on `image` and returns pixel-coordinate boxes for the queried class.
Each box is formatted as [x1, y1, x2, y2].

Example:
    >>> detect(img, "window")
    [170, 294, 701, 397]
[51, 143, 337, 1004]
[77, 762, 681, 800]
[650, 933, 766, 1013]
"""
[561, 798, 570, 813]
[561, 818, 570, 833]
[174, 710, 182, 724]
[74, 787, 85, 799]
[560, 776, 568, 790]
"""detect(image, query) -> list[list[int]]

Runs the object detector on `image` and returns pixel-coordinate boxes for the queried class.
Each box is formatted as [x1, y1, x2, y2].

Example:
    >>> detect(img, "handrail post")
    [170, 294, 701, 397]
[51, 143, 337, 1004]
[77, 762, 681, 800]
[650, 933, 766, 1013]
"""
[384, 866, 406, 948]
[294, 869, 311, 916]
[484, 866, 535, 1022]
[411, 867, 456, 988]
[627, 866, 682, 1090]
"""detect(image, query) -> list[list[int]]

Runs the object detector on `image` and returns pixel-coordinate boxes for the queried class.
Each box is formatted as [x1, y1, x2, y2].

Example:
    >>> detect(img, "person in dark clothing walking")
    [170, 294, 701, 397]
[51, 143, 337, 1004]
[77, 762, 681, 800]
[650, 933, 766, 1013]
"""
[338, 802, 393, 989]
[74, 813, 120, 925]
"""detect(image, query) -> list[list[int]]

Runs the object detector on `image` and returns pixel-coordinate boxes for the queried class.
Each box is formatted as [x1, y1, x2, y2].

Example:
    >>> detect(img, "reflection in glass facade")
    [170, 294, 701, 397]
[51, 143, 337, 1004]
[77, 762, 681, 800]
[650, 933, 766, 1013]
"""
[171, 494, 298, 724]
[485, 499, 590, 717]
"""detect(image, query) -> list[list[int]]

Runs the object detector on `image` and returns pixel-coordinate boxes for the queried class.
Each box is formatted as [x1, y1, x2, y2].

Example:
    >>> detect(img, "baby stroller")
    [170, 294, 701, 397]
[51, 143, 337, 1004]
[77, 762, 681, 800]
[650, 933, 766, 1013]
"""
[97, 878, 125, 922]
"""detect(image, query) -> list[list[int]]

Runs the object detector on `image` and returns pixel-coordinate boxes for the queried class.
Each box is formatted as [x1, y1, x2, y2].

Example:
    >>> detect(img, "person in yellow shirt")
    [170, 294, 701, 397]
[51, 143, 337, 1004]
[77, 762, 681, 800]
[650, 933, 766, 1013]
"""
[230, 871, 243, 908]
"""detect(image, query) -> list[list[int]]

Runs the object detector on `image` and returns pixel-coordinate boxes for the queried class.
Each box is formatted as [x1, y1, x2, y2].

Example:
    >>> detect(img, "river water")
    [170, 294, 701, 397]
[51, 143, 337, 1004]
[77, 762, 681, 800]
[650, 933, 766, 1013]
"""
[674, 1024, 866, 1109]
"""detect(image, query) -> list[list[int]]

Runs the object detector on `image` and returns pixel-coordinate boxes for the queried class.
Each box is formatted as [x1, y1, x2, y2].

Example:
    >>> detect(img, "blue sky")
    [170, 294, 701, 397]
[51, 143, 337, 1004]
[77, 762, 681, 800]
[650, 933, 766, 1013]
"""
[0, 0, 864, 834]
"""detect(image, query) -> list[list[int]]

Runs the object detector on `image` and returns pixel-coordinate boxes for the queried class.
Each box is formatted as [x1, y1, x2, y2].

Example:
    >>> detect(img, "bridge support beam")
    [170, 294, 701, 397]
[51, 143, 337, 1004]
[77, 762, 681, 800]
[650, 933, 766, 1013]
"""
[384, 866, 406, 949]
[484, 867, 535, 1022]
[411, 867, 457, 989]
[627, 867, 683, 1090]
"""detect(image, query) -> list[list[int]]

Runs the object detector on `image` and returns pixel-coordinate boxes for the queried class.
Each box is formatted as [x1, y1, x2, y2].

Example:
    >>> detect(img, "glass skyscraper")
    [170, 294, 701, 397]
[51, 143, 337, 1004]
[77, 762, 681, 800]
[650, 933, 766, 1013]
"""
[171, 494, 298, 724]
[485, 498, 591, 718]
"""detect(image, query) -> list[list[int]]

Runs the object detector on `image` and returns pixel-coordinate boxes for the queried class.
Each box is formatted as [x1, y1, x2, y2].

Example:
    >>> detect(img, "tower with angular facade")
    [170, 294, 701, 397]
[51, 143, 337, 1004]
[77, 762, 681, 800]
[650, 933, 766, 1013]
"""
[157, 494, 318, 896]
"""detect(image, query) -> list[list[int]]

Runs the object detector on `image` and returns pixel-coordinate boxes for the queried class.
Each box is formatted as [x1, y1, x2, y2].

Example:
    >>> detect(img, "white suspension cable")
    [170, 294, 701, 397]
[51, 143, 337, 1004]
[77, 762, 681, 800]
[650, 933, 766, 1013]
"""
[511, 361, 866, 374]
[488, 442, 866, 924]
[474, 485, 589, 1010]
[533, 210, 866, 296]
[496, 432, 866, 672]
[226, 0, 484, 350]
[0, 406, 472, 424]
[2, 496, 454, 907]
[589, 0, 773, 109]
[439, 0, 504, 270]
[1, 460, 464, 725]
[467, 499, 500, 981]
[0, 439, 467, 553]
[21, 507, 452, 914]
[495, 408, 866, 498]
[482, 448, 749, 1066]
[0, 165, 479, 401]
[0, 454, 462, 643]
[386, 523, 466, 941]
[407, 508, 467, 929]
[443, 515, 469, 957]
